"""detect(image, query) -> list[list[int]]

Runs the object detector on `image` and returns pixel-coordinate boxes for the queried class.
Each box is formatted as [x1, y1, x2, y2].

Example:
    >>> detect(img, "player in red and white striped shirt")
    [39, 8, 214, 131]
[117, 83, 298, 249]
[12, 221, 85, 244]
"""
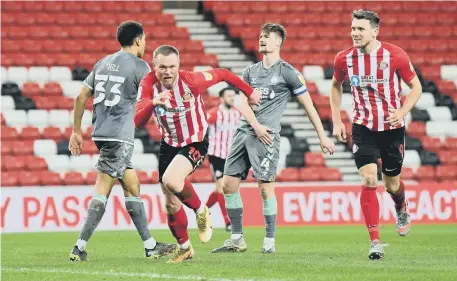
[205, 87, 242, 231]
[330, 10, 423, 260]
[134, 45, 262, 263]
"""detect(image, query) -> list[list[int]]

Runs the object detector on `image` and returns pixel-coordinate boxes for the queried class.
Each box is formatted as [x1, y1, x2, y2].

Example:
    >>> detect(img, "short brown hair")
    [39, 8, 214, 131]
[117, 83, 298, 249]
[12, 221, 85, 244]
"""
[352, 10, 381, 28]
[261, 23, 287, 47]
[153, 45, 180, 59]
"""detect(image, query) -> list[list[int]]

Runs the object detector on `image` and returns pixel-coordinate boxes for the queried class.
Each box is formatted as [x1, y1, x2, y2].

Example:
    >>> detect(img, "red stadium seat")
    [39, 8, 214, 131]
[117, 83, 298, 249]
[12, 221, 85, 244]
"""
[57, 97, 75, 111]
[277, 168, 299, 182]
[2, 1, 24, 12]
[28, 26, 50, 40]
[44, 1, 64, 12]
[35, 13, 56, 25]
[1, 140, 14, 156]
[3, 156, 26, 171]
[151, 171, 159, 184]
[1, 171, 19, 186]
[20, 126, 41, 141]
[437, 151, 457, 165]
[96, 14, 118, 26]
[401, 167, 414, 180]
[1, 126, 19, 140]
[140, 1, 162, 13]
[26, 156, 48, 171]
[42, 127, 63, 142]
[63, 171, 85, 185]
[43, 82, 63, 96]
[444, 137, 457, 150]
[304, 152, 325, 167]
[436, 165, 457, 182]
[420, 136, 443, 153]
[136, 170, 152, 184]
[12, 140, 34, 156]
[22, 82, 42, 98]
[82, 140, 98, 155]
[299, 168, 321, 181]
[40, 171, 63, 186]
[1, 114, 5, 125]
[321, 168, 342, 181]
[415, 166, 436, 182]
[407, 122, 426, 139]
[33, 96, 58, 111]
[85, 171, 98, 185]
[18, 171, 41, 186]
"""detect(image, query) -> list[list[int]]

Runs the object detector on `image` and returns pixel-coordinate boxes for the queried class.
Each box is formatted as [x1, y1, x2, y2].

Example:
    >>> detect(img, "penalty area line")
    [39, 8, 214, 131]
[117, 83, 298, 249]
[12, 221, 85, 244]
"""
[1, 267, 280, 281]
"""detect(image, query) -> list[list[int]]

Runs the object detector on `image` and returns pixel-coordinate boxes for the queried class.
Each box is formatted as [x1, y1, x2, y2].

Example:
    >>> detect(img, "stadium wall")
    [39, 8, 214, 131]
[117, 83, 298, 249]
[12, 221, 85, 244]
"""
[2, 183, 456, 233]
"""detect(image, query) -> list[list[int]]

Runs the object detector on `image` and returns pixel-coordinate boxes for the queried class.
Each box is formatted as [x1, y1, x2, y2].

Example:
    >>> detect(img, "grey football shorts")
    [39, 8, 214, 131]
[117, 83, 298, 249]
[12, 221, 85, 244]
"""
[94, 141, 134, 179]
[223, 129, 280, 182]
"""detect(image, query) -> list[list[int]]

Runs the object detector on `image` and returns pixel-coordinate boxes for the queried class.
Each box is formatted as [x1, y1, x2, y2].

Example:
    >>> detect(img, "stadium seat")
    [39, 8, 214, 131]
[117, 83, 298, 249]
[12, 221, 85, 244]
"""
[415, 166, 436, 182]
[34, 139, 57, 156]
[1, 171, 19, 186]
[436, 165, 457, 181]
[414, 92, 435, 109]
[441, 65, 457, 80]
[56, 96, 75, 110]
[82, 140, 98, 154]
[40, 171, 63, 185]
[1, 140, 14, 155]
[316, 80, 332, 95]
[7, 67, 28, 84]
[1, 126, 19, 140]
[42, 127, 63, 141]
[85, 171, 98, 185]
[403, 150, 422, 169]
[133, 139, 144, 154]
[427, 107, 452, 121]
[44, 154, 70, 172]
[304, 152, 325, 167]
[3, 110, 28, 129]
[63, 171, 85, 185]
[444, 137, 457, 150]
[401, 167, 414, 180]
[438, 151, 457, 165]
[12, 140, 34, 155]
[26, 156, 48, 171]
[407, 121, 426, 139]
[426, 121, 457, 137]
[277, 168, 299, 182]
[22, 82, 42, 98]
[1, 95, 15, 111]
[299, 167, 321, 181]
[27, 110, 49, 129]
[420, 136, 443, 153]
[69, 155, 93, 172]
[43, 82, 63, 96]
[18, 171, 41, 186]
[48, 110, 71, 129]
[20, 126, 41, 140]
[60, 81, 82, 98]
[131, 154, 158, 173]
[28, 66, 49, 82]
[1, 67, 8, 82]
[2, 155, 26, 171]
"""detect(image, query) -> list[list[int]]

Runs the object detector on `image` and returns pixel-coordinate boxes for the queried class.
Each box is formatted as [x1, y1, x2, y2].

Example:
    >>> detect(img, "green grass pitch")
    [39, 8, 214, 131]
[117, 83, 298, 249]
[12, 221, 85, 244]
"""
[2, 225, 457, 281]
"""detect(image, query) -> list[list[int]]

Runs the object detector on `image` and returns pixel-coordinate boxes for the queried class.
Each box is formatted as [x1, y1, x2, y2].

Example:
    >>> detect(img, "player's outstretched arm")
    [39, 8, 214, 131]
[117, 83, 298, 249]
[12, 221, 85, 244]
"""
[235, 93, 273, 145]
[330, 77, 347, 143]
[192, 69, 260, 106]
[69, 86, 92, 156]
[297, 94, 335, 155]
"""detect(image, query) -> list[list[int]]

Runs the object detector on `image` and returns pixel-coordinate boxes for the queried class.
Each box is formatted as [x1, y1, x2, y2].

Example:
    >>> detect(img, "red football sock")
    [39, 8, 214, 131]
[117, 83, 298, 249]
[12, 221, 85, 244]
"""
[388, 180, 406, 212]
[174, 180, 202, 212]
[206, 191, 218, 208]
[167, 206, 189, 245]
[217, 192, 230, 225]
[360, 186, 381, 241]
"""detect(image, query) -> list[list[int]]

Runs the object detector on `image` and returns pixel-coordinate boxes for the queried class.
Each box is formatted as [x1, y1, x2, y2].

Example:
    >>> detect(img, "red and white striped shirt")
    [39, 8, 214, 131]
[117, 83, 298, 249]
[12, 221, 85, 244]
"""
[334, 41, 416, 131]
[207, 104, 241, 159]
[134, 69, 254, 147]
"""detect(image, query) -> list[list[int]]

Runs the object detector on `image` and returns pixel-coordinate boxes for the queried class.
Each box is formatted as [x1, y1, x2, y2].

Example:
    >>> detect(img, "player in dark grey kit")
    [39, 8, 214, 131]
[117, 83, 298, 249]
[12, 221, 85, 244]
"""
[212, 23, 336, 254]
[68, 21, 175, 261]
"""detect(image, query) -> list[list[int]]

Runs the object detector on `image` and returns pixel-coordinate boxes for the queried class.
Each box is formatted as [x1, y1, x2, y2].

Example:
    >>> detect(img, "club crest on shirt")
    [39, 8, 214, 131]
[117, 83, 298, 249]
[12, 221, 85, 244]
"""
[298, 74, 307, 86]
[202, 72, 213, 81]
[270, 76, 279, 85]
[377, 61, 389, 70]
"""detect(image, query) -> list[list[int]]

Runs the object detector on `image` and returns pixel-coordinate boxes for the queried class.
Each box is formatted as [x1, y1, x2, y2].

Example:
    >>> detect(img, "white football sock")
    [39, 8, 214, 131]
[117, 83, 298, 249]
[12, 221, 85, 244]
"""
[76, 239, 87, 251]
[144, 237, 157, 250]
[179, 240, 190, 250]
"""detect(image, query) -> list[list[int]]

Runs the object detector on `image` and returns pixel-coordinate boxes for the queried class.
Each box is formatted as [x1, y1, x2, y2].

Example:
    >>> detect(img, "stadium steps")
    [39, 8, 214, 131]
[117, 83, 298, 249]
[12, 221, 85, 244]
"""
[164, 9, 253, 76]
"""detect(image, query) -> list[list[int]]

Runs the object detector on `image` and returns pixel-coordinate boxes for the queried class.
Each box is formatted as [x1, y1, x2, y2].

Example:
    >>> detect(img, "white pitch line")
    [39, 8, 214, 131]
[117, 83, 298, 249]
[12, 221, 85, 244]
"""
[1, 267, 282, 281]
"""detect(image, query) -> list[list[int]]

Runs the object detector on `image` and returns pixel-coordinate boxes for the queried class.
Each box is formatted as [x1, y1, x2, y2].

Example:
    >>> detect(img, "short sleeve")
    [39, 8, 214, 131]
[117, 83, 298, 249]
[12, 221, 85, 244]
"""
[134, 60, 152, 89]
[333, 52, 346, 82]
[395, 49, 416, 83]
[284, 66, 308, 96]
[82, 60, 102, 91]
[137, 73, 155, 101]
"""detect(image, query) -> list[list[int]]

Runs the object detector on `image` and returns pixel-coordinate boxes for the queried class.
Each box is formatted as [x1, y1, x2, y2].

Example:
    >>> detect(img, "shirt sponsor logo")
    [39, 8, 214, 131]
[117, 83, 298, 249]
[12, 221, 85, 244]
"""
[351, 75, 387, 87]
[350, 75, 361, 87]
